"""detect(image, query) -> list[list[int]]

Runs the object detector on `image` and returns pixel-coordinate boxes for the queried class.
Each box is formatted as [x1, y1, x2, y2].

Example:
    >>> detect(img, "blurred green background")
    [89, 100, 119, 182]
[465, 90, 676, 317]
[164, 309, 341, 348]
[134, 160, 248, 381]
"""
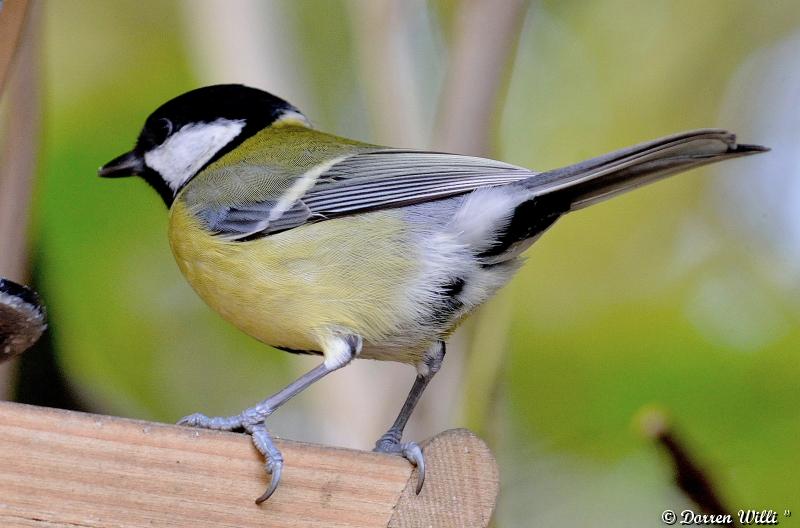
[3, 0, 799, 525]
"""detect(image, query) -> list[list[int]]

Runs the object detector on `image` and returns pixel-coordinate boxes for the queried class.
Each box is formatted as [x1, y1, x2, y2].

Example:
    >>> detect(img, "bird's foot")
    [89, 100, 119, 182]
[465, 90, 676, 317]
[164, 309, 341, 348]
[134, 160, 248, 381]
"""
[374, 432, 426, 494]
[177, 398, 274, 431]
[178, 410, 283, 503]
[177, 412, 243, 431]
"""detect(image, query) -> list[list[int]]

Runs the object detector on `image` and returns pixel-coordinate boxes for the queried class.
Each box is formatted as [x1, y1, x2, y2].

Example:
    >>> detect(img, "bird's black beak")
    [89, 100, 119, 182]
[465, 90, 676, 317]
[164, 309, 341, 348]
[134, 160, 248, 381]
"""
[98, 151, 144, 178]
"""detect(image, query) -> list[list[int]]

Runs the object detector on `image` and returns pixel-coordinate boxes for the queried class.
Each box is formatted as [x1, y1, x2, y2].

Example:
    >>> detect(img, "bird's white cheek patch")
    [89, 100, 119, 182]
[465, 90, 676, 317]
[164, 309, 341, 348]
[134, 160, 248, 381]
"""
[144, 118, 246, 192]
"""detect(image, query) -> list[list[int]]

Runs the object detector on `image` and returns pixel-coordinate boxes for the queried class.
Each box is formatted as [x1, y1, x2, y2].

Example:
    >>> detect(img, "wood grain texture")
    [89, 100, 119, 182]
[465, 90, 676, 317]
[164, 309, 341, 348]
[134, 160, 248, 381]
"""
[0, 402, 498, 527]
[390, 429, 500, 527]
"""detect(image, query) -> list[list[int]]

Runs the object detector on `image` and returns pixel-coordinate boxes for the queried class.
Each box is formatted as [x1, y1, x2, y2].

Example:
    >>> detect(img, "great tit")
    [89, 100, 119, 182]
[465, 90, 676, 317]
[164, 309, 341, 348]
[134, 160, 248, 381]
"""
[100, 84, 766, 503]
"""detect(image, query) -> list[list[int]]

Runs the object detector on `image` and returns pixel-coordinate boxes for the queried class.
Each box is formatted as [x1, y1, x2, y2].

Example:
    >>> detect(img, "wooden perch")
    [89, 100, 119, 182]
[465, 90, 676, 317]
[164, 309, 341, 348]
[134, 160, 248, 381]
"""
[0, 401, 499, 527]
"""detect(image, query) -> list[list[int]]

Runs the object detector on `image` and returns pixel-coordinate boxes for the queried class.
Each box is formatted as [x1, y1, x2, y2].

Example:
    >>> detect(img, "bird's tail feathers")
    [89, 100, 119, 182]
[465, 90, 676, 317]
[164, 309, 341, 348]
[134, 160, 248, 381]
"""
[523, 129, 767, 211]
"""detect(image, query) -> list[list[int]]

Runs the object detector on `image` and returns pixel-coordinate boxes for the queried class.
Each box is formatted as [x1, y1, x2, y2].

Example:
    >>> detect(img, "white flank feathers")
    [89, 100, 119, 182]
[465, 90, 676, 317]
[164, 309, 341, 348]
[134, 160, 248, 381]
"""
[451, 186, 520, 253]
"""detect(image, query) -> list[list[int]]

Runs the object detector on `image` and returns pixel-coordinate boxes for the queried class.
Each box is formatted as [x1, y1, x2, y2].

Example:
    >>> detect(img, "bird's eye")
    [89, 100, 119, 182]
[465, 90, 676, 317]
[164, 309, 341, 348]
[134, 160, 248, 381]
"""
[159, 118, 174, 137]
[145, 117, 175, 147]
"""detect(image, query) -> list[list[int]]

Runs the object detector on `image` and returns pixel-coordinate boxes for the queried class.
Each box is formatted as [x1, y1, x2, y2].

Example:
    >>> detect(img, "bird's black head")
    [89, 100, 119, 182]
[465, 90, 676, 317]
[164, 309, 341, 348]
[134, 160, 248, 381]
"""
[99, 84, 307, 206]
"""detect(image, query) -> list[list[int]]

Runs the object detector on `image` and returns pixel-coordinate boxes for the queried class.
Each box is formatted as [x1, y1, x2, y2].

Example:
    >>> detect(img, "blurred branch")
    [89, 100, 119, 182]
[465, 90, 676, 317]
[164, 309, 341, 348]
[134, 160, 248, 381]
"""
[0, 0, 29, 95]
[180, 0, 313, 111]
[639, 407, 736, 525]
[307, 1, 433, 451]
[433, 0, 530, 155]
[462, 286, 513, 436]
[0, 0, 40, 398]
[347, 0, 425, 147]
[0, 0, 38, 281]
[431, 0, 531, 438]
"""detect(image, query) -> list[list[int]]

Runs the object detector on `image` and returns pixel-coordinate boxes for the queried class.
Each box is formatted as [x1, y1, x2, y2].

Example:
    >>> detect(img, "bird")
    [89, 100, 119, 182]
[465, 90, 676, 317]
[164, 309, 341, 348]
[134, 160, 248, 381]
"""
[99, 84, 767, 503]
[0, 278, 47, 362]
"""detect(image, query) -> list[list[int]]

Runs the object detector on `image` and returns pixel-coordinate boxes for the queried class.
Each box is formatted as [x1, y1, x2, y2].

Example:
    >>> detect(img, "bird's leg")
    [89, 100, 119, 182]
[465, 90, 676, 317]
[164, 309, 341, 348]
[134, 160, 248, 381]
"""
[373, 341, 445, 494]
[178, 333, 362, 503]
[177, 362, 334, 431]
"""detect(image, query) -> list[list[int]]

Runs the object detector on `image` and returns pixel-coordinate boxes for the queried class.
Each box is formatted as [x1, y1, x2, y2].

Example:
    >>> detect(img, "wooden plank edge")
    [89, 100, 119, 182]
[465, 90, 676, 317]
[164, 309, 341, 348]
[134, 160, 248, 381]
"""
[0, 401, 498, 527]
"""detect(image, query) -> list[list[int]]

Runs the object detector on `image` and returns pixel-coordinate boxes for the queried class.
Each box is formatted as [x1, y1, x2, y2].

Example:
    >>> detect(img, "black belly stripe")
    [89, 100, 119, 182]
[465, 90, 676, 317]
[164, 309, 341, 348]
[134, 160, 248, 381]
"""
[274, 346, 323, 356]
[429, 276, 466, 325]
[443, 277, 465, 297]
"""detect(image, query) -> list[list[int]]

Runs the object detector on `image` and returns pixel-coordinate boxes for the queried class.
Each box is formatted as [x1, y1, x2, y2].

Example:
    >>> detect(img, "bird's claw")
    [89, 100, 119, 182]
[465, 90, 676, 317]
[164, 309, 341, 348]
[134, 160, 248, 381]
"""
[403, 442, 426, 494]
[374, 438, 426, 494]
[247, 422, 284, 504]
[179, 412, 284, 503]
[255, 456, 283, 504]
[176, 412, 207, 427]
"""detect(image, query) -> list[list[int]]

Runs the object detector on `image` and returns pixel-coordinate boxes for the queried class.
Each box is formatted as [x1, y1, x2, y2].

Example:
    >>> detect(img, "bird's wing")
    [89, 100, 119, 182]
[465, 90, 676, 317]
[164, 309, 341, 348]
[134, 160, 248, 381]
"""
[196, 150, 534, 240]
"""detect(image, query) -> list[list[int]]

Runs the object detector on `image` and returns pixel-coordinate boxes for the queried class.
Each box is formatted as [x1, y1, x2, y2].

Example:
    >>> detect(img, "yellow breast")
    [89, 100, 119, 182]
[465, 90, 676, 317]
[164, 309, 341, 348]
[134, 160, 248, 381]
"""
[167, 200, 422, 356]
